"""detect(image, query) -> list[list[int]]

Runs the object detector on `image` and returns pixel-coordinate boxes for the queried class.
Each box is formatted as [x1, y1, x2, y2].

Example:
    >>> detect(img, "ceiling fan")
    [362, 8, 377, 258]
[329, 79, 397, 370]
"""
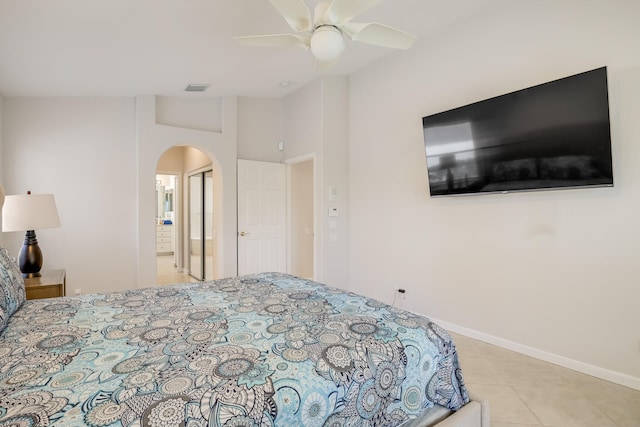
[234, 0, 416, 69]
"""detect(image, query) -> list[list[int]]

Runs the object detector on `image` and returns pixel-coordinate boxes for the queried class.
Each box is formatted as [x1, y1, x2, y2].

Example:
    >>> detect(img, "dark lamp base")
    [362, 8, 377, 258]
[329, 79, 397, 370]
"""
[19, 230, 44, 279]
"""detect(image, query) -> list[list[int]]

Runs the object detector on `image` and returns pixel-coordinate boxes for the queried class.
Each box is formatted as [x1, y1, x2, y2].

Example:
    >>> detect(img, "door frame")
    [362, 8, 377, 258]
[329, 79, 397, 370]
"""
[286, 153, 318, 282]
[155, 171, 182, 273]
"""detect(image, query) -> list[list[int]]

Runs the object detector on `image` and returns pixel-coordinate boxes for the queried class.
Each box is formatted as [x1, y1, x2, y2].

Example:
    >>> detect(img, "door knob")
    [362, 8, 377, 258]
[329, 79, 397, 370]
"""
[239, 231, 248, 237]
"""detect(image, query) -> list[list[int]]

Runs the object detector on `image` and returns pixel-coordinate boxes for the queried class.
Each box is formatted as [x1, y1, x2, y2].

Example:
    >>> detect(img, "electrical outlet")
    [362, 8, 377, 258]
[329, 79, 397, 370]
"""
[391, 288, 407, 308]
[395, 288, 407, 299]
[74, 288, 81, 296]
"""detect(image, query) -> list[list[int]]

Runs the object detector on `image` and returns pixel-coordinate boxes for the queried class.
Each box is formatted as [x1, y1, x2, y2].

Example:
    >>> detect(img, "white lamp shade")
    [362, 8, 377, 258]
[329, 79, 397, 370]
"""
[310, 26, 345, 62]
[2, 194, 61, 232]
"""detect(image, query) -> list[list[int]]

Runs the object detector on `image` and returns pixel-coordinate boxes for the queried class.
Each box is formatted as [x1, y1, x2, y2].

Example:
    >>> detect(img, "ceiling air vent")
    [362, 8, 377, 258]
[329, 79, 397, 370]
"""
[185, 84, 210, 92]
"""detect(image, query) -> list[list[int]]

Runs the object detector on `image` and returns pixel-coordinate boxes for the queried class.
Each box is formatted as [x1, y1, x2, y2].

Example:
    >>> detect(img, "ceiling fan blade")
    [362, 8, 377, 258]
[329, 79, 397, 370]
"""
[324, 0, 383, 26]
[234, 34, 310, 49]
[341, 22, 415, 49]
[268, 0, 312, 32]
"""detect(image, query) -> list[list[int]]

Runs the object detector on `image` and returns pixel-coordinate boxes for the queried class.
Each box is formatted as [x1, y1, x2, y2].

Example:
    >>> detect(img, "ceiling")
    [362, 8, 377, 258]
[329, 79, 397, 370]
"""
[0, 0, 496, 98]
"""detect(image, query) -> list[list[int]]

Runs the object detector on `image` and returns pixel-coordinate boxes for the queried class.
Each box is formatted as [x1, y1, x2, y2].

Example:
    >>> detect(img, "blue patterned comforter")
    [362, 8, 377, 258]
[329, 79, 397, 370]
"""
[0, 273, 468, 426]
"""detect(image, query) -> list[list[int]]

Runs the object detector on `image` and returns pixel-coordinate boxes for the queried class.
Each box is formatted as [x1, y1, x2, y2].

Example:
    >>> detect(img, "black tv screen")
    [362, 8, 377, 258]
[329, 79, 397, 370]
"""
[422, 67, 613, 197]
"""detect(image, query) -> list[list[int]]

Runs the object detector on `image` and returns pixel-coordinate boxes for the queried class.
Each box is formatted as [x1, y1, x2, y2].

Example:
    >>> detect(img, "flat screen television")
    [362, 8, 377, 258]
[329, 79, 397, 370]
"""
[422, 67, 613, 197]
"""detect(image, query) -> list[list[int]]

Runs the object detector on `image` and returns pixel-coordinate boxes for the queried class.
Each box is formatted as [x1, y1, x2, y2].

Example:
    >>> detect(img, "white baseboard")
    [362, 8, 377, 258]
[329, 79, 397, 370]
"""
[432, 317, 640, 392]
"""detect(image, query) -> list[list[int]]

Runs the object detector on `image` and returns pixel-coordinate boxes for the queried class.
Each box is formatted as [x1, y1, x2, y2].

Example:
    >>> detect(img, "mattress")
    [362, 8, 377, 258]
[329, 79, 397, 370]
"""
[0, 272, 470, 426]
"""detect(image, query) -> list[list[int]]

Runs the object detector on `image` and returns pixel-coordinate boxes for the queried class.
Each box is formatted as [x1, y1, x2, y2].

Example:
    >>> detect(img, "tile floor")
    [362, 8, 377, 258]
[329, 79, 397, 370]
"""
[156, 254, 199, 286]
[451, 332, 640, 427]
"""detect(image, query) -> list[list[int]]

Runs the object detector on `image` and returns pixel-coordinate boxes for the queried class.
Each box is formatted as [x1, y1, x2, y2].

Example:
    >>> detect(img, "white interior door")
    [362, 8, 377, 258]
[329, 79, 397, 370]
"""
[237, 159, 286, 275]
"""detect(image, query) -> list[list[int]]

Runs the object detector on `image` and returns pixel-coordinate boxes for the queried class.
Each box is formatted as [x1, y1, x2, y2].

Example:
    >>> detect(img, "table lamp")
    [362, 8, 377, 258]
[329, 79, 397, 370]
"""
[2, 191, 61, 278]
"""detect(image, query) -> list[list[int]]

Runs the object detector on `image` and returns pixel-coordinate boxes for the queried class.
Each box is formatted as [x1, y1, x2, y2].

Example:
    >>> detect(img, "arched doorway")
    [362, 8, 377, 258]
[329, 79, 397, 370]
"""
[156, 146, 215, 285]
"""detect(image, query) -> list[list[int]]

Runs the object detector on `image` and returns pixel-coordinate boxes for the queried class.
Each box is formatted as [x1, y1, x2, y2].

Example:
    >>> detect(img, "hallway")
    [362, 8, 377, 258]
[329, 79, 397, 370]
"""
[156, 254, 199, 286]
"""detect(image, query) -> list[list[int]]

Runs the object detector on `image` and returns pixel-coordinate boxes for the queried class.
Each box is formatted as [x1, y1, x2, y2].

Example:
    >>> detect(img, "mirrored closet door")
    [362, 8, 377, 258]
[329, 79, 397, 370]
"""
[188, 170, 213, 280]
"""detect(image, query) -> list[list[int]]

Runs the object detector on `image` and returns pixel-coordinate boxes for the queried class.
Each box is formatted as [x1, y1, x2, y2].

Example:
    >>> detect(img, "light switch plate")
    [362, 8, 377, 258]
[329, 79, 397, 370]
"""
[329, 187, 338, 201]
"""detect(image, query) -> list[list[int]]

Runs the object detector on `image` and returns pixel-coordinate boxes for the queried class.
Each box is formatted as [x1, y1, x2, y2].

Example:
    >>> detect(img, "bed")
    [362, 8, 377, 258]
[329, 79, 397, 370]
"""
[1, 263, 488, 426]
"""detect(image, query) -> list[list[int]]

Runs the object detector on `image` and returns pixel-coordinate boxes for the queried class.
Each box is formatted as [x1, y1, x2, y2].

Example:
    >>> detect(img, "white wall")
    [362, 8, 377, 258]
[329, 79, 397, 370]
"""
[1, 96, 242, 294]
[157, 146, 185, 172]
[320, 77, 349, 288]
[282, 76, 350, 287]
[237, 97, 284, 163]
[136, 96, 238, 287]
[156, 96, 222, 133]
[2, 98, 137, 294]
[347, 0, 640, 388]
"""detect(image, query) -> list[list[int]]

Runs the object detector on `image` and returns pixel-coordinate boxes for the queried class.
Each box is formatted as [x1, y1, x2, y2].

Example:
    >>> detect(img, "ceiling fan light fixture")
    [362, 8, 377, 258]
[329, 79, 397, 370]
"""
[309, 25, 345, 62]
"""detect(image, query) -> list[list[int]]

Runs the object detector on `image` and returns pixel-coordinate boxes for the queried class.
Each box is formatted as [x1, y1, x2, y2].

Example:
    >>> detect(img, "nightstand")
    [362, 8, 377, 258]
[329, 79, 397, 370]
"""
[24, 269, 66, 300]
